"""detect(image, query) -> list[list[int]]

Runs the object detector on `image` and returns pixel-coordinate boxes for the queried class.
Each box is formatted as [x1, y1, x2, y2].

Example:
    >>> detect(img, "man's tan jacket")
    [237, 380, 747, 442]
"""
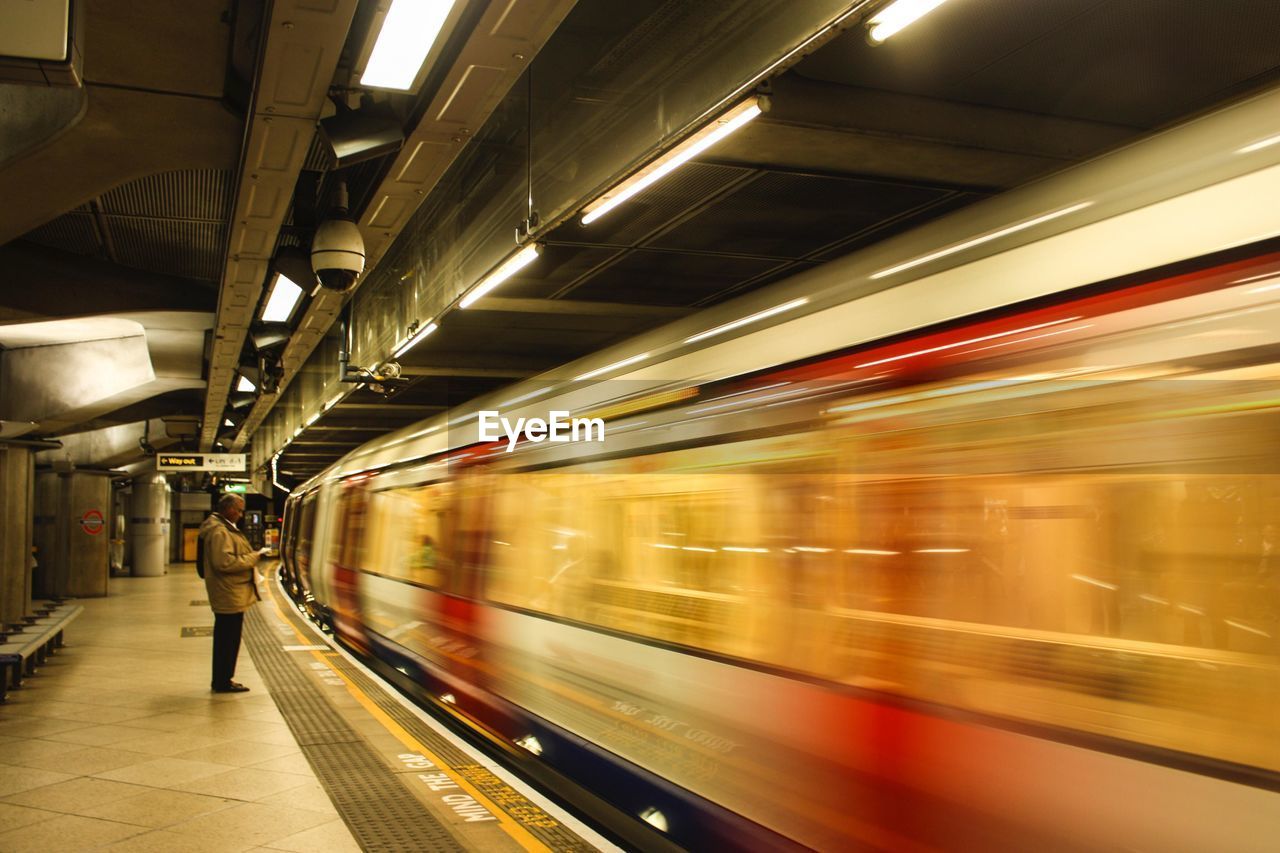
[199, 513, 261, 614]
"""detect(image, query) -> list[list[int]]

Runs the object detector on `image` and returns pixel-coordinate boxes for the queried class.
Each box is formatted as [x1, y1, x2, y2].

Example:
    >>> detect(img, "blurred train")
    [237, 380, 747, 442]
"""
[280, 84, 1280, 850]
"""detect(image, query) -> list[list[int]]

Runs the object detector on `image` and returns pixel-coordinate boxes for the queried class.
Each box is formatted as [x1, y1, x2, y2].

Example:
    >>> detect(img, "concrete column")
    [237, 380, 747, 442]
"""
[130, 474, 169, 577]
[32, 469, 110, 597]
[64, 472, 110, 596]
[33, 471, 58, 598]
[0, 445, 35, 624]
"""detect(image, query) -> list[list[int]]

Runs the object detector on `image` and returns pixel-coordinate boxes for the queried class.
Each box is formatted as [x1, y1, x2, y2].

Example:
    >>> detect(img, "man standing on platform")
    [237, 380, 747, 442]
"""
[200, 493, 269, 693]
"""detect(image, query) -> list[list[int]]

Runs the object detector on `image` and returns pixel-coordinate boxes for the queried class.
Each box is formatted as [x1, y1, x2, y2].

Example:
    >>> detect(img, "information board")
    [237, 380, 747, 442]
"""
[156, 453, 247, 472]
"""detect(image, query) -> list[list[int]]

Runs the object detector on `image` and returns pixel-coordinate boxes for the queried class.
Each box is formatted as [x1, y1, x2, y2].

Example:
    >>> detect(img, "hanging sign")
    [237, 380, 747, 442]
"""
[80, 509, 104, 535]
[157, 453, 247, 472]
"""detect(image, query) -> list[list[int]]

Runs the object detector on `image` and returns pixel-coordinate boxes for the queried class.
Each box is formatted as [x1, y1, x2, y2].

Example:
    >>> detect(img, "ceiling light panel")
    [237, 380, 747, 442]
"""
[361, 0, 459, 91]
[260, 273, 304, 323]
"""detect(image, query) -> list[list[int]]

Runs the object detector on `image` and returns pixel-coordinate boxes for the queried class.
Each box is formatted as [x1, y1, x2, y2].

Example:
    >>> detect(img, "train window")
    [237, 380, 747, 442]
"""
[362, 489, 412, 581]
[347, 480, 453, 589]
[295, 493, 316, 590]
[335, 480, 369, 570]
[450, 471, 491, 599]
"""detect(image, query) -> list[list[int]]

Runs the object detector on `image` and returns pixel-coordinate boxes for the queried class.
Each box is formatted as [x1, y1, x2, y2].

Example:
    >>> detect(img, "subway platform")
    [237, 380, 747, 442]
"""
[0, 566, 614, 852]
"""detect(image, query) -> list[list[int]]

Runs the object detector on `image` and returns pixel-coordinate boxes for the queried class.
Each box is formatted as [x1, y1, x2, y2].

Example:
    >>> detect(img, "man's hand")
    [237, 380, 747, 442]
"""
[258, 547, 272, 557]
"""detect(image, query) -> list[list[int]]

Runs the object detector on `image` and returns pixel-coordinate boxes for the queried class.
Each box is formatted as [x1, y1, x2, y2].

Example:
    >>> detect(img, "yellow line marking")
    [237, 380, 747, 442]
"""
[263, 588, 553, 853]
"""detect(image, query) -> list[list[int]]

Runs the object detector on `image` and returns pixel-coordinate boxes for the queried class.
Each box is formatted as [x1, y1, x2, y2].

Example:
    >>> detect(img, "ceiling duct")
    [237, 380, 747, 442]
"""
[0, 0, 83, 86]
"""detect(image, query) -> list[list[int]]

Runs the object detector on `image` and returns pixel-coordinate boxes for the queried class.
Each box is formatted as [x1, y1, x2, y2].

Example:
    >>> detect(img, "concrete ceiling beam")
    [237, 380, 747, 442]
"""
[34, 417, 178, 471]
[0, 86, 241, 244]
[200, 0, 361, 451]
[229, 0, 581, 455]
[715, 76, 1137, 189]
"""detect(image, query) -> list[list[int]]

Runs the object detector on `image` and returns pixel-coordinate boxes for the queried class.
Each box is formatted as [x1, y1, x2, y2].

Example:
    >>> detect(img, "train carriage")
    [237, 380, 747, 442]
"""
[279, 84, 1280, 850]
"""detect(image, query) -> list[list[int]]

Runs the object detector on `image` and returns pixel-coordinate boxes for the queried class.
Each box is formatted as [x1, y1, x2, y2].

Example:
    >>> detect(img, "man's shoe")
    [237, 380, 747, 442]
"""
[211, 682, 250, 693]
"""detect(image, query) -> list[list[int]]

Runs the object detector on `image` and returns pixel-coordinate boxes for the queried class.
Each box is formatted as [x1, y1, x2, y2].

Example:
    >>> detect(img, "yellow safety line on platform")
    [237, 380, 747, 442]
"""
[262, 581, 553, 853]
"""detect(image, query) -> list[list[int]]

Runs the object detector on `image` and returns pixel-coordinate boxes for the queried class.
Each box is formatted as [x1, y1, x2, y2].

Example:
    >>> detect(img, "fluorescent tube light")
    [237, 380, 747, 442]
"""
[223, 418, 234, 427]
[236, 375, 256, 393]
[575, 352, 650, 382]
[360, 0, 458, 91]
[260, 273, 303, 323]
[459, 244, 541, 308]
[866, 0, 950, 43]
[581, 97, 763, 225]
[392, 320, 439, 358]
[324, 393, 345, 410]
[685, 298, 808, 344]
[871, 202, 1092, 280]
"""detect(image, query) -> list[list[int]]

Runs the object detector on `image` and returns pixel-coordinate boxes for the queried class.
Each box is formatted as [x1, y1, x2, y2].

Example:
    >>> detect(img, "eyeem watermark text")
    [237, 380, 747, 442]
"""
[478, 410, 605, 452]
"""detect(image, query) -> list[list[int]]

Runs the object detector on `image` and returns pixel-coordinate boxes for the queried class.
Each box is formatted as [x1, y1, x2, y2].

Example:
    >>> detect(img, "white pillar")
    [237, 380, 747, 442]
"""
[130, 474, 169, 577]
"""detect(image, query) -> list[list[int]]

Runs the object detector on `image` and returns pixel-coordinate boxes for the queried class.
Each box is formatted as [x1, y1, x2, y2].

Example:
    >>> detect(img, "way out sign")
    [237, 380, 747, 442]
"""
[157, 453, 247, 472]
[80, 510, 105, 535]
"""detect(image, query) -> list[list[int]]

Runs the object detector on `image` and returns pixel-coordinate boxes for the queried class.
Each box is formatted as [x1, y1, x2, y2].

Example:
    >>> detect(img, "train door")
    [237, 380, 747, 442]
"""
[294, 491, 319, 600]
[437, 467, 493, 687]
[279, 496, 298, 593]
[330, 475, 372, 652]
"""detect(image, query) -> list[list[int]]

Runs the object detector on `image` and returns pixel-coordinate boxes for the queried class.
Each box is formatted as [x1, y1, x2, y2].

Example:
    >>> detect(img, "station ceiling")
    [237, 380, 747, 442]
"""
[2, 0, 1279, 481]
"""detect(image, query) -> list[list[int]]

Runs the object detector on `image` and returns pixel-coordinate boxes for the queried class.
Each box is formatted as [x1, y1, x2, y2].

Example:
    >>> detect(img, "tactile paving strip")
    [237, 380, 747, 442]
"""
[243, 608, 466, 853]
[259, 595, 601, 852]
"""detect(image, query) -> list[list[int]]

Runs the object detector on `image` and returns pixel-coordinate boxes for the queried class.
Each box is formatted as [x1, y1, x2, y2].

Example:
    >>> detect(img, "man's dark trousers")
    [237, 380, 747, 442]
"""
[211, 611, 245, 688]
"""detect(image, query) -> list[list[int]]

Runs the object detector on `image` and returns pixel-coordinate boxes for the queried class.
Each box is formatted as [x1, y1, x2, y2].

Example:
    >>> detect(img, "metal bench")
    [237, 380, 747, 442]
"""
[0, 601, 84, 702]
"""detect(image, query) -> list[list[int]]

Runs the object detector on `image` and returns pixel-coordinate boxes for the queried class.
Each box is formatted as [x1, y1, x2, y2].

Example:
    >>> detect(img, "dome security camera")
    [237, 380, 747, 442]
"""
[311, 216, 365, 293]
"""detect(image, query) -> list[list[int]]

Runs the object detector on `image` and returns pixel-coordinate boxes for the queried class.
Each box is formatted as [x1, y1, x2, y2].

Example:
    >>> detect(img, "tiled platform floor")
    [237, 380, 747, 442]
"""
[0, 568, 361, 852]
